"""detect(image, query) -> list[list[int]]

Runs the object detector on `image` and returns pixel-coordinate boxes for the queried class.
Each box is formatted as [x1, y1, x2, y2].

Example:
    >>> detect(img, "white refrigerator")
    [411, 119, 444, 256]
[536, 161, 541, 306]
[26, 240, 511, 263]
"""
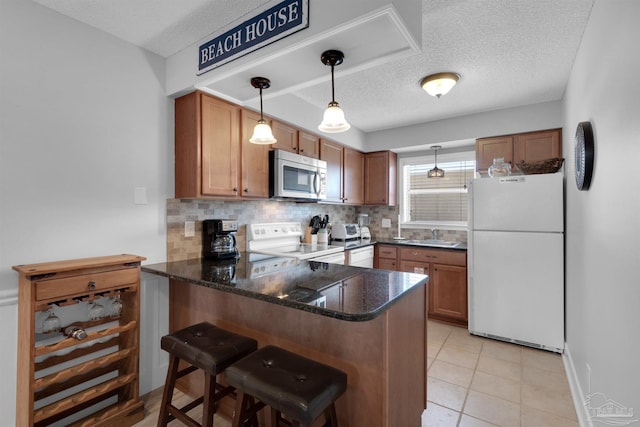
[468, 172, 564, 352]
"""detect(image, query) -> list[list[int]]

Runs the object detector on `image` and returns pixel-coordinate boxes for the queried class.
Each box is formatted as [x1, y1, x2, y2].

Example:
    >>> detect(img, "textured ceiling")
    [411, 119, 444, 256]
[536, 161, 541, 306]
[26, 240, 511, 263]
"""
[30, 0, 594, 135]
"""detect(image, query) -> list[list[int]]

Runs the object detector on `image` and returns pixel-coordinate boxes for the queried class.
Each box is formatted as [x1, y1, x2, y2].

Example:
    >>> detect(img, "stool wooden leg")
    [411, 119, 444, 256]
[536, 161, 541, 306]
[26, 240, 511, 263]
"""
[233, 391, 260, 427]
[157, 354, 180, 427]
[202, 372, 217, 427]
[270, 408, 280, 426]
[324, 403, 339, 427]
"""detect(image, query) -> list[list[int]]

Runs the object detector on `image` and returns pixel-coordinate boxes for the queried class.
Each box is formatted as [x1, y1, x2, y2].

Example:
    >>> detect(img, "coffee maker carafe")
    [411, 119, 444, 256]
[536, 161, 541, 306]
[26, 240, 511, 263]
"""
[203, 219, 239, 259]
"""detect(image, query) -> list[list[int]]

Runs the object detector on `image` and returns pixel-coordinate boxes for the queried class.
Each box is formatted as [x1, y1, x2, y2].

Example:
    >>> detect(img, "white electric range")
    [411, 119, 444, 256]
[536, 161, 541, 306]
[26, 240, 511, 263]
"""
[246, 222, 345, 264]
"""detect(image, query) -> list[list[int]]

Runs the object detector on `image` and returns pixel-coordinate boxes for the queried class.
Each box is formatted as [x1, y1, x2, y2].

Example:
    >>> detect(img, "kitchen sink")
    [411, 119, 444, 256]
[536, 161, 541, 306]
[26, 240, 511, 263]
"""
[396, 239, 460, 248]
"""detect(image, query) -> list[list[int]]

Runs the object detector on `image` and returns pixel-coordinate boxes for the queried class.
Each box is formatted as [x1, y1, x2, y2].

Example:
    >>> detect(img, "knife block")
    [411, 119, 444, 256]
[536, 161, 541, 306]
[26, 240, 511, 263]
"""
[303, 227, 317, 244]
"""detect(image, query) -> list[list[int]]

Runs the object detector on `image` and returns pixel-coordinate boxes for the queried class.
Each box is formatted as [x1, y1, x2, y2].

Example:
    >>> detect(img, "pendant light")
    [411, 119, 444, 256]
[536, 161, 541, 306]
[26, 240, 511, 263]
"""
[249, 77, 277, 145]
[428, 145, 444, 178]
[318, 50, 350, 133]
[420, 72, 460, 98]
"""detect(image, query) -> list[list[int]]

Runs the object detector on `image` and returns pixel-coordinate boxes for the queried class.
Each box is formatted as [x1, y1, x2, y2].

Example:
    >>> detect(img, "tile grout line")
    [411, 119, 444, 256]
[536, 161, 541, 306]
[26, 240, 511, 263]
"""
[457, 336, 485, 427]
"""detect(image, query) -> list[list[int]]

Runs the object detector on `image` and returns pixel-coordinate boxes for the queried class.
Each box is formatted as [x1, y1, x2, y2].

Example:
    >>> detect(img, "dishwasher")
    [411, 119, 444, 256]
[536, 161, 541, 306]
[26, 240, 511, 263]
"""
[347, 245, 374, 268]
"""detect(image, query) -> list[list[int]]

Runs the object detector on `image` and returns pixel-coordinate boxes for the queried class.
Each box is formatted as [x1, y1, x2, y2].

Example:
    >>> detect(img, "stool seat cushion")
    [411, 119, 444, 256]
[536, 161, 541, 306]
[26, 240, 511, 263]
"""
[226, 345, 347, 425]
[161, 322, 257, 375]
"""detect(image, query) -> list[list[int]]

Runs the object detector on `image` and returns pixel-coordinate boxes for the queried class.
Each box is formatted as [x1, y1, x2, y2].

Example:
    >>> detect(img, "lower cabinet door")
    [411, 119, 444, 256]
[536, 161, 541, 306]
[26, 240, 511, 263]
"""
[431, 264, 468, 325]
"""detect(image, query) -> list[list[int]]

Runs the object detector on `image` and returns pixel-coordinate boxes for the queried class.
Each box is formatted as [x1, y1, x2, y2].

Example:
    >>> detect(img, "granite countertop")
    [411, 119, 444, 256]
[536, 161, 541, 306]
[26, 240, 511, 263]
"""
[375, 238, 468, 251]
[328, 239, 376, 250]
[142, 253, 428, 322]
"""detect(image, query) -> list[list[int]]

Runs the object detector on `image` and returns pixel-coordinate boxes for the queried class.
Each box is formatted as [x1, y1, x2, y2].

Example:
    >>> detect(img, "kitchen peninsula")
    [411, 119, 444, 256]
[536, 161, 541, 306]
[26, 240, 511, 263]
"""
[142, 255, 428, 427]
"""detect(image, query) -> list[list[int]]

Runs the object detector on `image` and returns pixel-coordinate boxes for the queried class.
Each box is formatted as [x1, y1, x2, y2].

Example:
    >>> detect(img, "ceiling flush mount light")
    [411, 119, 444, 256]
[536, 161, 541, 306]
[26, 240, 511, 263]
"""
[428, 145, 444, 178]
[420, 72, 460, 98]
[318, 49, 350, 133]
[249, 77, 277, 145]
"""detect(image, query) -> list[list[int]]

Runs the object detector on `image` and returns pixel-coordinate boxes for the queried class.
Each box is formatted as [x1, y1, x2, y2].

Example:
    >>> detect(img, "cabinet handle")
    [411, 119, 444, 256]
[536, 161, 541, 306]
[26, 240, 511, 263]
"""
[87, 281, 96, 291]
[244, 188, 249, 193]
[300, 149, 304, 152]
[233, 187, 238, 192]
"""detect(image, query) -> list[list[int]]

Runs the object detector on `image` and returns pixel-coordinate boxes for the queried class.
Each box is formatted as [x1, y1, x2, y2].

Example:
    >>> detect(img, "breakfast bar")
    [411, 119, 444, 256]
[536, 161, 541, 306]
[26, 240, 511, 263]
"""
[142, 255, 428, 427]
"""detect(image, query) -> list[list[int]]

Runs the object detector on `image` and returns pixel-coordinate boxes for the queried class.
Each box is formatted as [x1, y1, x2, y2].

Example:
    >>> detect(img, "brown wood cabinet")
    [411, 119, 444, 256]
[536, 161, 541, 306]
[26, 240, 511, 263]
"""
[13, 254, 146, 427]
[430, 263, 467, 324]
[298, 131, 320, 158]
[375, 244, 398, 270]
[175, 91, 271, 199]
[271, 123, 320, 159]
[176, 91, 241, 198]
[344, 147, 364, 205]
[365, 151, 397, 206]
[240, 109, 271, 198]
[476, 128, 562, 174]
[319, 139, 366, 205]
[375, 244, 468, 326]
[320, 138, 344, 203]
[270, 120, 298, 154]
[476, 135, 514, 173]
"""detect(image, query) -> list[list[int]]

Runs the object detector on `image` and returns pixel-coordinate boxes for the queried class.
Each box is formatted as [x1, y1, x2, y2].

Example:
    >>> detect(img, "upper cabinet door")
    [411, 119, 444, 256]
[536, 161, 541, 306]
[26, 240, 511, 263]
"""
[271, 120, 298, 154]
[514, 129, 562, 164]
[365, 151, 397, 206]
[475, 136, 514, 173]
[476, 129, 562, 175]
[200, 94, 241, 197]
[343, 148, 364, 205]
[320, 138, 344, 203]
[241, 109, 270, 198]
[298, 131, 320, 159]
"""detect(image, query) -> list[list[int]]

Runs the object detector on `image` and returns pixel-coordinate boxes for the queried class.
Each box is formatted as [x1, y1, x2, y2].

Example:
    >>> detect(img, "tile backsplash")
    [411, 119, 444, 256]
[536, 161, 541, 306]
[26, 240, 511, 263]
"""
[166, 199, 467, 261]
[167, 199, 357, 261]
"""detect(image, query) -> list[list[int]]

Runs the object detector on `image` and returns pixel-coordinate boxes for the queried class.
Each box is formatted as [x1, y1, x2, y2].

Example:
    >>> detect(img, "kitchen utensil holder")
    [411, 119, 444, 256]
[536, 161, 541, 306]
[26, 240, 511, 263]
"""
[303, 226, 317, 244]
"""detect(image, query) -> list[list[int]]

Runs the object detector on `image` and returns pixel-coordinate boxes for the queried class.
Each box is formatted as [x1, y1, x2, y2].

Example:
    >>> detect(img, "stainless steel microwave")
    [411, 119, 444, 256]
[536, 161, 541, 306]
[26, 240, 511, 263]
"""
[269, 149, 327, 200]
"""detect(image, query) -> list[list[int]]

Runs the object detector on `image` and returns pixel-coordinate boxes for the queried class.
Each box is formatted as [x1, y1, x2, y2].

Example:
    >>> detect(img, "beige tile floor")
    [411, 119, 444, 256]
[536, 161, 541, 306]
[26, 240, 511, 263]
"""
[135, 321, 579, 427]
[423, 320, 579, 427]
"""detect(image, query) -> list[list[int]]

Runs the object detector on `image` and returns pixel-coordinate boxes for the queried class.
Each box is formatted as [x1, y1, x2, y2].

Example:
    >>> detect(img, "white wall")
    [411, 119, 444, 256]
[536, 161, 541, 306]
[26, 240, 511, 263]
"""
[367, 100, 562, 151]
[562, 1, 640, 424]
[0, 0, 172, 423]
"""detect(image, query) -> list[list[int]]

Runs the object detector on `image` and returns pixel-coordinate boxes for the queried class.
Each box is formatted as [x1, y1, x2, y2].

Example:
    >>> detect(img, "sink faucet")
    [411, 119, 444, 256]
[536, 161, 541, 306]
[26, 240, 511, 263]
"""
[430, 228, 439, 240]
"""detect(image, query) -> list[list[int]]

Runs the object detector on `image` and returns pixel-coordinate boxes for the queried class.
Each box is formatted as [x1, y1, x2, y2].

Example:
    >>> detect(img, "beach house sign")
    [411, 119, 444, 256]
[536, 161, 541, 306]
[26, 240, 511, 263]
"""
[197, 0, 309, 75]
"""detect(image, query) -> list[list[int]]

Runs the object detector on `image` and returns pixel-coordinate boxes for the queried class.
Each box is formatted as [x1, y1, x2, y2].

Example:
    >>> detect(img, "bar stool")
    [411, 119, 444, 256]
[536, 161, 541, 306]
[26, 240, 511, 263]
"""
[157, 322, 258, 427]
[226, 345, 347, 427]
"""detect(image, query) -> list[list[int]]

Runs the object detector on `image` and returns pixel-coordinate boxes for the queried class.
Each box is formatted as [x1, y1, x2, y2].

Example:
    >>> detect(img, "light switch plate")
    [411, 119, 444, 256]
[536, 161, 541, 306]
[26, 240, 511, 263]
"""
[184, 221, 195, 237]
[381, 218, 391, 228]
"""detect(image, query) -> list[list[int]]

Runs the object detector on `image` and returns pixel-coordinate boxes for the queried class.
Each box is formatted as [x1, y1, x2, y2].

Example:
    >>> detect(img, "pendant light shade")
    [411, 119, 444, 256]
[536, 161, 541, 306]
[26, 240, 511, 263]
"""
[428, 145, 444, 178]
[318, 50, 350, 133]
[249, 77, 277, 145]
[420, 72, 460, 98]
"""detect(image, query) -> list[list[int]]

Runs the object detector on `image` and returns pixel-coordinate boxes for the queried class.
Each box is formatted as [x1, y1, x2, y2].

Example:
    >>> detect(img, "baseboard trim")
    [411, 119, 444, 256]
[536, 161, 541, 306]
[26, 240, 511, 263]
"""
[0, 289, 18, 307]
[563, 342, 592, 427]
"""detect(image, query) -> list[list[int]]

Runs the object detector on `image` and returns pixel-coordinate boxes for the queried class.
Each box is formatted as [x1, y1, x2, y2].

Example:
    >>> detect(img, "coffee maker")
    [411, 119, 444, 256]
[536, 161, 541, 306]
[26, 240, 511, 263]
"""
[202, 219, 239, 259]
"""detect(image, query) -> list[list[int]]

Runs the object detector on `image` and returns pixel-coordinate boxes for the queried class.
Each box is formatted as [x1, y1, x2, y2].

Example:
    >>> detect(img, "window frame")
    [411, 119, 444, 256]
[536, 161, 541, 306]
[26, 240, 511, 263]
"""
[398, 150, 475, 231]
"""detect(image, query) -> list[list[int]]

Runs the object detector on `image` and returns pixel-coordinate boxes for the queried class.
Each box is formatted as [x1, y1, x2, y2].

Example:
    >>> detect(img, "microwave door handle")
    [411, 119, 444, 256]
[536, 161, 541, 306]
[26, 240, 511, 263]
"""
[313, 172, 320, 196]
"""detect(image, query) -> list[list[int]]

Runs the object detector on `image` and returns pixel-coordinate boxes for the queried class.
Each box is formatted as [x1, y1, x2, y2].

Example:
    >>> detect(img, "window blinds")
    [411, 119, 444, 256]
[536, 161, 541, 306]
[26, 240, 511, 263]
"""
[406, 161, 474, 222]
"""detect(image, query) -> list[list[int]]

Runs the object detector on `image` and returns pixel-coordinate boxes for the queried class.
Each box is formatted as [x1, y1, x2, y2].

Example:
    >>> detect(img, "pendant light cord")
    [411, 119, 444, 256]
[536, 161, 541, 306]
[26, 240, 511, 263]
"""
[259, 87, 264, 121]
[331, 65, 336, 104]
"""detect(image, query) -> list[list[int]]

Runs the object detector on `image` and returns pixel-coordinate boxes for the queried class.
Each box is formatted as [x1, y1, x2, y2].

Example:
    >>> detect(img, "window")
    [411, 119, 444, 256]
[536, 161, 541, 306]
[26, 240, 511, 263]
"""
[399, 150, 475, 229]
